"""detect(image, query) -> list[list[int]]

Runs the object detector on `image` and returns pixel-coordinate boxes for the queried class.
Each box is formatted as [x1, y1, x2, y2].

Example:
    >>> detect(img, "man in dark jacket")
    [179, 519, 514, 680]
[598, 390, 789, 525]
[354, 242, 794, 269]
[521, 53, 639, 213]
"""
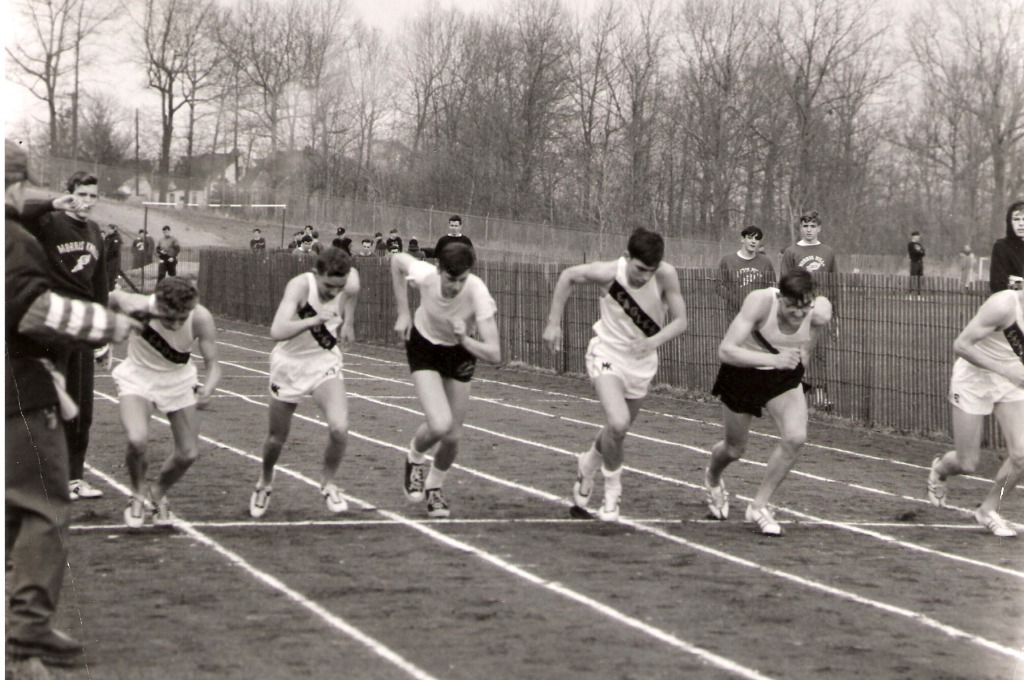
[989, 200, 1024, 293]
[19, 170, 111, 501]
[5, 140, 139, 667]
[103, 223, 124, 291]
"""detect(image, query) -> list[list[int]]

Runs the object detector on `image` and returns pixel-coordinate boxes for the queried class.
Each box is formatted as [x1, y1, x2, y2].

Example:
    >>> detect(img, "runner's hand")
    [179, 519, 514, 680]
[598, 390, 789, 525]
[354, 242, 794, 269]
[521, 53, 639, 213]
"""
[774, 348, 801, 370]
[542, 323, 561, 353]
[394, 313, 412, 342]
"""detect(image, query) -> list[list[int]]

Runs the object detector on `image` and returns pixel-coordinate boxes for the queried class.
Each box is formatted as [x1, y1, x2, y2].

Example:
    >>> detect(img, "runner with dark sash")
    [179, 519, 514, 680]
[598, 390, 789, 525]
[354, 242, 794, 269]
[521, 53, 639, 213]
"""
[543, 228, 688, 521]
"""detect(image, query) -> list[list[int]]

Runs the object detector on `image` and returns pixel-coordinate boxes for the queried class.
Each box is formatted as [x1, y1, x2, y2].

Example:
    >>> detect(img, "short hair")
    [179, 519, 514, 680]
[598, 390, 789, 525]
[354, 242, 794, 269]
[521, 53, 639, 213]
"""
[361, 238, 373, 246]
[336, 226, 346, 236]
[300, 235, 313, 244]
[799, 211, 821, 225]
[253, 228, 261, 233]
[910, 230, 920, 237]
[5, 140, 33, 186]
[740, 225, 764, 240]
[162, 225, 171, 232]
[626, 228, 664, 267]
[316, 247, 353, 277]
[390, 228, 398, 234]
[437, 242, 475, 276]
[449, 215, 462, 224]
[374, 232, 382, 238]
[778, 268, 816, 300]
[409, 238, 419, 247]
[66, 171, 98, 193]
[155, 277, 199, 315]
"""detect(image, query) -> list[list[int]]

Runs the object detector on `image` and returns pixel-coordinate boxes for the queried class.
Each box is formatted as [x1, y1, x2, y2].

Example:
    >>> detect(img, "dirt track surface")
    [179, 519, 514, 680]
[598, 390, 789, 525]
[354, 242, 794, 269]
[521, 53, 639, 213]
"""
[27, 319, 1023, 679]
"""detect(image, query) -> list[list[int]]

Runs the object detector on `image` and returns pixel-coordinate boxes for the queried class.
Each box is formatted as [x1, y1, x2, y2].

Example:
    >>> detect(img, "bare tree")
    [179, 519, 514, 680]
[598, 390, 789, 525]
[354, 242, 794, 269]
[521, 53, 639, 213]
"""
[77, 92, 132, 164]
[6, 0, 111, 154]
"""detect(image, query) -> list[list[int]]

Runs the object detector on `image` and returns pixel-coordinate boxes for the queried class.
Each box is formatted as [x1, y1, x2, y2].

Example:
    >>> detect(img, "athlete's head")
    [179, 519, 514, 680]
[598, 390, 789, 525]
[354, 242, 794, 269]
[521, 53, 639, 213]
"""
[1006, 200, 1024, 240]
[316, 247, 353, 278]
[437, 242, 475, 277]
[626, 228, 664, 268]
[777, 268, 816, 305]
[154, 277, 199, 329]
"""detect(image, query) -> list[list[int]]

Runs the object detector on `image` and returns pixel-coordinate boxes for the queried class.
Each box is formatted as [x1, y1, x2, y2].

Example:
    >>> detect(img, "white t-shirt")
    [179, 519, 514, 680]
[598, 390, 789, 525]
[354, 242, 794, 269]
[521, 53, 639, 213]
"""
[407, 260, 497, 346]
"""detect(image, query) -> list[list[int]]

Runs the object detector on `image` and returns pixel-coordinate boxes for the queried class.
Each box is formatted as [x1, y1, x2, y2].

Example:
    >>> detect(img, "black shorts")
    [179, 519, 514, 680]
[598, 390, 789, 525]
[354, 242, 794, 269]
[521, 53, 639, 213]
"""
[712, 363, 808, 417]
[910, 261, 924, 276]
[406, 325, 476, 382]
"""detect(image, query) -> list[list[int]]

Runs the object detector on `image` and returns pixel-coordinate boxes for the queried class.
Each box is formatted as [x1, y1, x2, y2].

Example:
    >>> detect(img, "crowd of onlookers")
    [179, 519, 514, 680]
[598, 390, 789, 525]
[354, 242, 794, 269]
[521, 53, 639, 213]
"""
[249, 214, 473, 264]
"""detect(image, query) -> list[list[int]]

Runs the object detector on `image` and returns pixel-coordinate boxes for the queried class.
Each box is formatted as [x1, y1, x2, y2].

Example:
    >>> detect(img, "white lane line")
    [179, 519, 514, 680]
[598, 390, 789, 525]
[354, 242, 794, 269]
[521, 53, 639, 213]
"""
[89, 394, 440, 680]
[92, 391, 775, 680]
[70, 519, 1001, 532]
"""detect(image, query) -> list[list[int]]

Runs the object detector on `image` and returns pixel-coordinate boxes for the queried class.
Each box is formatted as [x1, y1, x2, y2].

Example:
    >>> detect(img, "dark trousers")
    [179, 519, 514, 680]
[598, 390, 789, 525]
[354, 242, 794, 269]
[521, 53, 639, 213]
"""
[5, 407, 72, 641]
[157, 258, 177, 281]
[62, 347, 94, 480]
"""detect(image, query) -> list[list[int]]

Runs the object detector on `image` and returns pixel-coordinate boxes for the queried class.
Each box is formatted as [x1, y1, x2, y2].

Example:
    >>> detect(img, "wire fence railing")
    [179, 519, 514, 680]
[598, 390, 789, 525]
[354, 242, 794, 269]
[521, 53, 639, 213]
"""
[190, 249, 1006, 447]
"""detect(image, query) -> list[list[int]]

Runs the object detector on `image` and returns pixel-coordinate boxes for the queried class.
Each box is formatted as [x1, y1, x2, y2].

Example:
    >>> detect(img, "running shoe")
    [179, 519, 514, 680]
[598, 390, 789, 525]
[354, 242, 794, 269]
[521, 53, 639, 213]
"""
[152, 495, 174, 527]
[249, 485, 272, 519]
[426, 488, 450, 518]
[926, 457, 947, 507]
[70, 479, 104, 500]
[572, 473, 594, 509]
[124, 496, 148, 529]
[974, 508, 1017, 538]
[404, 459, 426, 503]
[704, 468, 729, 520]
[321, 483, 349, 514]
[745, 504, 782, 536]
[596, 494, 620, 522]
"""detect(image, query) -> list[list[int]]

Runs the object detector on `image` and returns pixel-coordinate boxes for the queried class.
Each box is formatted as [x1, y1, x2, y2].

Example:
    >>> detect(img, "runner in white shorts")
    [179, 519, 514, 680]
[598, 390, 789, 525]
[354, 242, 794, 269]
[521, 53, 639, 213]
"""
[249, 247, 360, 519]
[928, 285, 1024, 537]
[543, 228, 688, 521]
[109, 277, 221, 528]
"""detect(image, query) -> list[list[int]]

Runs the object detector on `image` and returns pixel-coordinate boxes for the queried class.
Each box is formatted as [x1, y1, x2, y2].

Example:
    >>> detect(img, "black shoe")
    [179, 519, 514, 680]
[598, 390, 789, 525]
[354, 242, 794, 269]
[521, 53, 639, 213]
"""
[404, 459, 425, 503]
[425, 488, 450, 518]
[7, 629, 85, 667]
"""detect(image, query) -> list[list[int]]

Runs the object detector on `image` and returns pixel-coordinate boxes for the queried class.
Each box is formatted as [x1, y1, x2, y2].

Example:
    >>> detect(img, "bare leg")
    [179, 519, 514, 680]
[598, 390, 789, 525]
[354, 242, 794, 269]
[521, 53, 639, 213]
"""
[708, 406, 753, 486]
[981, 401, 1024, 514]
[311, 378, 348, 487]
[119, 395, 154, 497]
[751, 386, 808, 510]
[151, 405, 200, 501]
[259, 399, 297, 487]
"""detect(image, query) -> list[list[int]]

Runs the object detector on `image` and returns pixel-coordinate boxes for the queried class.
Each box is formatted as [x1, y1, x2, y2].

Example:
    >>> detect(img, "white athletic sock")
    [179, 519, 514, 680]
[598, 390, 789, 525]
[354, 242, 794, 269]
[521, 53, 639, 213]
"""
[579, 445, 602, 479]
[424, 466, 448, 490]
[601, 465, 622, 504]
[408, 437, 427, 465]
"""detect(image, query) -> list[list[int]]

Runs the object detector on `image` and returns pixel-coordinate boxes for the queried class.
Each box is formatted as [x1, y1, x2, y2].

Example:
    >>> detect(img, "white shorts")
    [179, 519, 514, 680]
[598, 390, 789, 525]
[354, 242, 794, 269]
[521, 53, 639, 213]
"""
[112, 360, 198, 413]
[948, 357, 1024, 415]
[269, 348, 344, 404]
[585, 336, 658, 400]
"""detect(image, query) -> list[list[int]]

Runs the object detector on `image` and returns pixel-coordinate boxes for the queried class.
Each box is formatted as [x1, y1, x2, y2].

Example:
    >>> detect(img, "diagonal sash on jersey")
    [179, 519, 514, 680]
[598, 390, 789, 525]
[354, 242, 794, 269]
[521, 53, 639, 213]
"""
[751, 330, 780, 354]
[608, 280, 661, 338]
[298, 303, 338, 350]
[1005, 322, 1024, 366]
[141, 326, 191, 364]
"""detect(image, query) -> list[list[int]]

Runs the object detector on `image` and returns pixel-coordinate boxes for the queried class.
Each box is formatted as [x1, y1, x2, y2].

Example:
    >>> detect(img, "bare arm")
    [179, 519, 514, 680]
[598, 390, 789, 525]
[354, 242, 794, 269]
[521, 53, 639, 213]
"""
[192, 305, 221, 408]
[452, 315, 501, 364]
[339, 269, 360, 348]
[269, 276, 330, 342]
[542, 260, 618, 353]
[801, 297, 833, 365]
[390, 253, 416, 341]
[717, 290, 800, 370]
[954, 292, 1024, 385]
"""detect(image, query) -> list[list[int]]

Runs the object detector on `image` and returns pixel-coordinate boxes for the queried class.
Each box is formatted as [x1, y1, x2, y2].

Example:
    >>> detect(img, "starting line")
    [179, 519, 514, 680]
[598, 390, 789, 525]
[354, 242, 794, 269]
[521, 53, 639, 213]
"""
[68, 518, 998, 531]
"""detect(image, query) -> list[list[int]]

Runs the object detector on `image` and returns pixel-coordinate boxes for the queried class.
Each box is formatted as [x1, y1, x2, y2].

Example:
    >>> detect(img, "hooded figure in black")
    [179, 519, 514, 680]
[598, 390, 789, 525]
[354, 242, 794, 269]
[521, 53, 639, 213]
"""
[989, 200, 1024, 292]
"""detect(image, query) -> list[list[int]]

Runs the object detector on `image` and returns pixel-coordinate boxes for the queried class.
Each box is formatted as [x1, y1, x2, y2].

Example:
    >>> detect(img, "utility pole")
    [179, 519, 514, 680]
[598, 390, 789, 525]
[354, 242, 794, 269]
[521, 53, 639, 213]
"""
[135, 109, 140, 196]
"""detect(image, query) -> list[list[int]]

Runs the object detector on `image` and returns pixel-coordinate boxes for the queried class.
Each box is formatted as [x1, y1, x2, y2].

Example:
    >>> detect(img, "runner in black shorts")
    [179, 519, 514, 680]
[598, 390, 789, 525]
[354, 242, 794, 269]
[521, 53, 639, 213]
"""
[704, 269, 832, 536]
[391, 243, 500, 518]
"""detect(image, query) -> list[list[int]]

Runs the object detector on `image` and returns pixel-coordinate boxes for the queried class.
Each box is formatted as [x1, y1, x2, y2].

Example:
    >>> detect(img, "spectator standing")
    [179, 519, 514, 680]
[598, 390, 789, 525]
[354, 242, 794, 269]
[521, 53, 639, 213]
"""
[718, 226, 775, 314]
[358, 238, 375, 257]
[908, 231, 925, 296]
[989, 200, 1024, 293]
[332, 236, 353, 255]
[293, 236, 316, 256]
[434, 214, 473, 260]
[250, 228, 267, 252]
[6, 141, 140, 667]
[374, 232, 387, 257]
[287, 230, 304, 250]
[156, 225, 181, 282]
[386, 228, 403, 254]
[408, 238, 426, 260]
[103, 223, 124, 291]
[132, 228, 155, 269]
[19, 170, 110, 501]
[958, 245, 976, 290]
[780, 211, 837, 410]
